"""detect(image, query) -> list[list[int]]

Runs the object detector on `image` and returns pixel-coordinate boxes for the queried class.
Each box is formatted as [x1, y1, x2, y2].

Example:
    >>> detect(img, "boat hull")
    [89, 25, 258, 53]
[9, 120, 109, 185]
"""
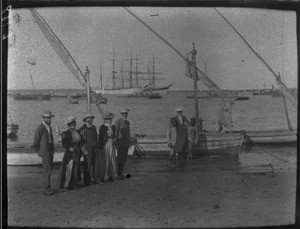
[14, 93, 51, 101]
[242, 129, 297, 144]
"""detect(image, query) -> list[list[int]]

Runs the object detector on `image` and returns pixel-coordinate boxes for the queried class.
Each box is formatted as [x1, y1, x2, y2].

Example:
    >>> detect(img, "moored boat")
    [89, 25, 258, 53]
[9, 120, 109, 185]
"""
[14, 93, 51, 101]
[241, 129, 297, 144]
[148, 93, 162, 99]
[235, 96, 249, 101]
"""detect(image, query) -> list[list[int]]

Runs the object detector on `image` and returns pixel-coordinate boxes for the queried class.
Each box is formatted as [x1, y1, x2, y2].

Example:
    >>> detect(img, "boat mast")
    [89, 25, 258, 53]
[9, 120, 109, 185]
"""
[100, 58, 103, 91]
[152, 53, 156, 89]
[86, 66, 91, 112]
[121, 61, 124, 89]
[192, 43, 199, 119]
[278, 73, 293, 130]
[129, 50, 133, 88]
[112, 50, 116, 90]
[135, 53, 139, 88]
[29, 73, 36, 95]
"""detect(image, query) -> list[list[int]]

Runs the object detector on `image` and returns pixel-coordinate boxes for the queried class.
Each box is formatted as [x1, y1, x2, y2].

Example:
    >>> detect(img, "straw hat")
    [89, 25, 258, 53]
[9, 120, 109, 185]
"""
[104, 111, 115, 120]
[83, 113, 95, 122]
[120, 107, 130, 114]
[175, 105, 184, 112]
[66, 116, 77, 125]
[41, 110, 55, 118]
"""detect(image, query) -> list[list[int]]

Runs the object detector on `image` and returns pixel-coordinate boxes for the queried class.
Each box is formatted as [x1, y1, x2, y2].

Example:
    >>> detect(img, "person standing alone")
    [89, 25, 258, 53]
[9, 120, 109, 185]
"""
[115, 107, 130, 180]
[33, 110, 55, 195]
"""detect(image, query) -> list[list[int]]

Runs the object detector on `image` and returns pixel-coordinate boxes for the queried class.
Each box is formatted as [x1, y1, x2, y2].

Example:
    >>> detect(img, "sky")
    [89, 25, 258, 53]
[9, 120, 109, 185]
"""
[7, 7, 298, 91]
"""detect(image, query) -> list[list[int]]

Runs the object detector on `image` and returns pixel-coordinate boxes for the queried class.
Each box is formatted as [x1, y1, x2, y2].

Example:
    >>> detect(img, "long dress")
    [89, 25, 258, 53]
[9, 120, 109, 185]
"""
[104, 125, 117, 179]
[98, 124, 117, 180]
[57, 129, 83, 189]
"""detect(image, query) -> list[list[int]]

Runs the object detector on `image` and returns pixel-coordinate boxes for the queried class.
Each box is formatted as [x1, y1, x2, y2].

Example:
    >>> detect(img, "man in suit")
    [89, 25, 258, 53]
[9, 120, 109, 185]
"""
[173, 105, 189, 158]
[114, 107, 130, 180]
[79, 113, 98, 185]
[33, 111, 55, 195]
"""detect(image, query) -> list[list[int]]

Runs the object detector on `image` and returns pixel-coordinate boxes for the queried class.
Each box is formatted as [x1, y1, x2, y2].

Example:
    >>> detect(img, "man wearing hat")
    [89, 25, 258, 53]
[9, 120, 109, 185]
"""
[173, 105, 189, 159]
[33, 110, 55, 195]
[114, 107, 130, 180]
[79, 113, 98, 185]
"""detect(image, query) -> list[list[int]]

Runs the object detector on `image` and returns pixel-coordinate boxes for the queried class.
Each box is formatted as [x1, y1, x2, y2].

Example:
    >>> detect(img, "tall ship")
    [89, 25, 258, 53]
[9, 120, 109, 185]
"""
[95, 51, 174, 95]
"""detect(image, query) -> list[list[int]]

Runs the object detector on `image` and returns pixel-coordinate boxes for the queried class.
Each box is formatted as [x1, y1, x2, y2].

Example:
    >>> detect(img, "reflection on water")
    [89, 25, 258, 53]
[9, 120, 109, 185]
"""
[127, 143, 296, 175]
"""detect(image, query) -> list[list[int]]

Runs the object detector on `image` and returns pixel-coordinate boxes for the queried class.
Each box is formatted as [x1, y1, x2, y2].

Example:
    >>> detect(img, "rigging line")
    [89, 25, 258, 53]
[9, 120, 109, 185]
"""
[123, 7, 233, 103]
[29, 8, 86, 88]
[214, 8, 279, 79]
[243, 131, 289, 163]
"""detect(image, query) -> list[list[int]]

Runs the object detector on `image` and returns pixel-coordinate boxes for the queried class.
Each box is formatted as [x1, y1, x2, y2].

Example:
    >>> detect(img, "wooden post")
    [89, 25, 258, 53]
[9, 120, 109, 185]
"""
[192, 42, 199, 119]
[86, 66, 91, 113]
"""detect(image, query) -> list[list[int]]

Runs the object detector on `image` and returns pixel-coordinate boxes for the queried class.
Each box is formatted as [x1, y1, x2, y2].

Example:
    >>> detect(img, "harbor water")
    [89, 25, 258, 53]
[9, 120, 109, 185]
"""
[7, 90, 297, 143]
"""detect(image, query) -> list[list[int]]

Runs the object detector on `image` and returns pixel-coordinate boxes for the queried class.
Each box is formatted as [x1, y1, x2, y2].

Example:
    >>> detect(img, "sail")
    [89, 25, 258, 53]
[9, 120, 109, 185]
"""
[29, 8, 105, 117]
[29, 9, 86, 88]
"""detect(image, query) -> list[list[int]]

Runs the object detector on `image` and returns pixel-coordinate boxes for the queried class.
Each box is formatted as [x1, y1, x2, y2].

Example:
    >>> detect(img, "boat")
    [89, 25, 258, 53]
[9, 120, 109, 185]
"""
[13, 73, 51, 101]
[241, 129, 297, 144]
[148, 92, 162, 99]
[7, 123, 19, 138]
[67, 96, 79, 104]
[235, 96, 249, 101]
[14, 92, 51, 101]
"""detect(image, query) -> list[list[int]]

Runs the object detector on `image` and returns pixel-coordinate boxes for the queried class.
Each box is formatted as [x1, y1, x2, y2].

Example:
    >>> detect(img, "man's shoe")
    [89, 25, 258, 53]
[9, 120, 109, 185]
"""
[108, 176, 114, 182]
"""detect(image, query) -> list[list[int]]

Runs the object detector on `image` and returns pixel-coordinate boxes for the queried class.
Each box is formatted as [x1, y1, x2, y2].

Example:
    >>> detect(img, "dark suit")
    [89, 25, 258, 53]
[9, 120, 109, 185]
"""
[33, 123, 55, 191]
[79, 124, 98, 185]
[173, 115, 189, 156]
[115, 118, 130, 176]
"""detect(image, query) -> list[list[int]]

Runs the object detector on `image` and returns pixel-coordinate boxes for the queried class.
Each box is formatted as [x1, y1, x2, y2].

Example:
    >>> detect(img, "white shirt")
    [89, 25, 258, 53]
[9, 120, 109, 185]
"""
[43, 121, 52, 143]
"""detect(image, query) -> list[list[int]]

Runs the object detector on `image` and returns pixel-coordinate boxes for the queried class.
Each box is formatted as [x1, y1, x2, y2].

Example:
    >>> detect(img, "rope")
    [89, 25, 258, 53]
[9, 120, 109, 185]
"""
[242, 131, 289, 163]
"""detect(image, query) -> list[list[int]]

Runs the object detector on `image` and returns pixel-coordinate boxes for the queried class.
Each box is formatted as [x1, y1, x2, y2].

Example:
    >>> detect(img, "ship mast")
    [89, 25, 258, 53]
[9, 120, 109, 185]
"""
[112, 50, 116, 90]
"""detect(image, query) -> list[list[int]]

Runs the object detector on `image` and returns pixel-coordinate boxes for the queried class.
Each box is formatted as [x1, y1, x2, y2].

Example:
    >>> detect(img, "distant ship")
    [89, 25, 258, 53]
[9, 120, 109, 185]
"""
[13, 74, 51, 101]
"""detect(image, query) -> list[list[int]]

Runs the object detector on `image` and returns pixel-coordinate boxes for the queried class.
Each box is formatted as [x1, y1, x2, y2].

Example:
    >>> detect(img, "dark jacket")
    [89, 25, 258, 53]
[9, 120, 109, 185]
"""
[99, 124, 116, 149]
[173, 115, 189, 127]
[115, 118, 130, 147]
[33, 123, 54, 157]
[61, 129, 84, 156]
[79, 124, 98, 151]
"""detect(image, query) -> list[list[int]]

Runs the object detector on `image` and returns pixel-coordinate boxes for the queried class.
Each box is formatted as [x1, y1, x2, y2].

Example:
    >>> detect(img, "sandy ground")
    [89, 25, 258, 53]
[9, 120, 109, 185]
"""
[5, 155, 296, 228]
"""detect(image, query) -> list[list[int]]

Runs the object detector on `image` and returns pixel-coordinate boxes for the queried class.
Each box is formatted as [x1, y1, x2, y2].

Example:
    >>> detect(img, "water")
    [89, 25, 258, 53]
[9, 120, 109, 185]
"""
[7, 91, 297, 143]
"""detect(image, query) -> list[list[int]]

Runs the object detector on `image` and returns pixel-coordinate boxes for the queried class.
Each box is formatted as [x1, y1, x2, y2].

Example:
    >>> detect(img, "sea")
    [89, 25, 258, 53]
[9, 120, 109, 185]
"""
[7, 89, 297, 143]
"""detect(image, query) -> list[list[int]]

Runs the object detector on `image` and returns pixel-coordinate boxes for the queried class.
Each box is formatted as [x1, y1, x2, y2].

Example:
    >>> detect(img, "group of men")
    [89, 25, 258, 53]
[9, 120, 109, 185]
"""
[32, 108, 131, 195]
[166, 105, 207, 160]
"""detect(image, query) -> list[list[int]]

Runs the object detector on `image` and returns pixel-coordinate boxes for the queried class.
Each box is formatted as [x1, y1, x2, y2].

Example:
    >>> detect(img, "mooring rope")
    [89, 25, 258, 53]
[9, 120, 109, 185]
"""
[242, 131, 289, 163]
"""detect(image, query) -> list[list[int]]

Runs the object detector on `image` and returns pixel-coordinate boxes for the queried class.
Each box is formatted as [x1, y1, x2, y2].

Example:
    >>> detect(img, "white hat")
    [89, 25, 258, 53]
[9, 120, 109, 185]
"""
[121, 107, 130, 114]
[41, 110, 55, 118]
[175, 105, 184, 112]
[66, 116, 77, 125]
[83, 113, 95, 122]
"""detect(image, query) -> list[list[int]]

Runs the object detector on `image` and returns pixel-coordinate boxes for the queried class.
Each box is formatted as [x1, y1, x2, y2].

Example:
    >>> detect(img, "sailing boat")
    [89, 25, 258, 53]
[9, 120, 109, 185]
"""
[214, 9, 297, 144]
[14, 74, 51, 101]
[125, 8, 244, 156]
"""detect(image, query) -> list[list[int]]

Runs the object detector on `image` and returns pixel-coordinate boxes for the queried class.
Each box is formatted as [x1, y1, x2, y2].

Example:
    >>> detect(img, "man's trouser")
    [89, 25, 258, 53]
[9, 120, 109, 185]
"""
[117, 146, 129, 176]
[42, 153, 53, 190]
